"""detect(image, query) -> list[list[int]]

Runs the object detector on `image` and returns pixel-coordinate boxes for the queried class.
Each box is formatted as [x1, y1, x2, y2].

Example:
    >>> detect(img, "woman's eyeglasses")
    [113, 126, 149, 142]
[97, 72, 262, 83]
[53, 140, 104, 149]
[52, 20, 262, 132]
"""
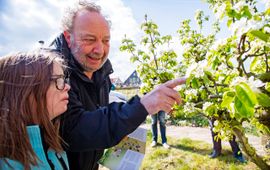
[50, 75, 69, 91]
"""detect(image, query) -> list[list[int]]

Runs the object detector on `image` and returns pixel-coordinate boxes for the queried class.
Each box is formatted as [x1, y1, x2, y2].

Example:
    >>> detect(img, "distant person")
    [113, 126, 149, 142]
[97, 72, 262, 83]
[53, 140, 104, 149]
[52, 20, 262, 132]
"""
[209, 118, 246, 163]
[0, 49, 71, 169]
[50, 1, 186, 169]
[150, 110, 170, 149]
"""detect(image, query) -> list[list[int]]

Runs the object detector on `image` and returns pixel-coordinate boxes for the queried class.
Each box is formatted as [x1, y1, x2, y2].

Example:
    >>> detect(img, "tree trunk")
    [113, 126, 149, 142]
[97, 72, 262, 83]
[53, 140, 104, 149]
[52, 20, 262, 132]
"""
[261, 134, 270, 155]
[233, 127, 270, 170]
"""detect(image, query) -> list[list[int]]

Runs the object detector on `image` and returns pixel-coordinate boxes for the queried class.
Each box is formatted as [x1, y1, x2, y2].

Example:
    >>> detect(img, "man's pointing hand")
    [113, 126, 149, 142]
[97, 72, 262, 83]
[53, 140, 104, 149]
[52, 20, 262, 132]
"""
[140, 77, 186, 114]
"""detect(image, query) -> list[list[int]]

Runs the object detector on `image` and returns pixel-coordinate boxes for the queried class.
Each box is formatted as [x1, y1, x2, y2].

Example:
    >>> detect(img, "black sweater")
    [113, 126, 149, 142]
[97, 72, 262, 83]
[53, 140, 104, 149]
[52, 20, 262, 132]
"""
[51, 34, 148, 170]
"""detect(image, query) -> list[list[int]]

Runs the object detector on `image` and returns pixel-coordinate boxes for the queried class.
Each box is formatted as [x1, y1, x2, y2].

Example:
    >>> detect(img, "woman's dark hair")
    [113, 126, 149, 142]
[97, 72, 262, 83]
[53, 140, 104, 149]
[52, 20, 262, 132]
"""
[0, 49, 66, 169]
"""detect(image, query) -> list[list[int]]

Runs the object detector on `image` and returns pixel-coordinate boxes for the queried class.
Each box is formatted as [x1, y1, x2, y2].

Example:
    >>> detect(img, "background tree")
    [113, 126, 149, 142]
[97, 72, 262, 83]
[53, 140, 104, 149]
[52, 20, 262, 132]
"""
[120, 0, 270, 169]
[120, 15, 180, 94]
[179, 0, 270, 169]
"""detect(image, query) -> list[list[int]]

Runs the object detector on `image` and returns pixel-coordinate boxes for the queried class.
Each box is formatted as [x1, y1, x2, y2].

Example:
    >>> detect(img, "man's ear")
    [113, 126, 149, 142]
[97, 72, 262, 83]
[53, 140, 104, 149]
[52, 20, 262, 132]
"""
[63, 31, 71, 48]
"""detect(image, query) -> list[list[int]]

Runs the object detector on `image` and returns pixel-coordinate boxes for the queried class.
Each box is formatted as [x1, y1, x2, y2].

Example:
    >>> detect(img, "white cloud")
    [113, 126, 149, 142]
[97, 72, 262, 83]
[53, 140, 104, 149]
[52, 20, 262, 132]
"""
[0, 0, 140, 80]
[97, 0, 140, 41]
[96, 0, 141, 80]
[0, 0, 62, 54]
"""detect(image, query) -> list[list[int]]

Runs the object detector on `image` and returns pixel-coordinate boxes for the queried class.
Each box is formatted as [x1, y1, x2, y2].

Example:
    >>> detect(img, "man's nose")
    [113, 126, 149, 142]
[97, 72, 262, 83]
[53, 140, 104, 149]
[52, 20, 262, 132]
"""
[93, 41, 104, 54]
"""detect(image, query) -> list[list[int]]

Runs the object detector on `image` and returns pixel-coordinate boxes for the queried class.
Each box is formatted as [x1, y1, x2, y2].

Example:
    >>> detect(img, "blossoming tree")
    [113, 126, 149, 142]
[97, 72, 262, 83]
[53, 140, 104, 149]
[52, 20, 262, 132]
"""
[179, 0, 270, 169]
[120, 0, 270, 169]
[120, 15, 181, 94]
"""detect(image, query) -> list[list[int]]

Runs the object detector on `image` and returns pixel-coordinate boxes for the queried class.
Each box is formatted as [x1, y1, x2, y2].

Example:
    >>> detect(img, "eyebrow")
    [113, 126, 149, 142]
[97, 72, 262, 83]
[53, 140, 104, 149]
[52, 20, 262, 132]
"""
[79, 33, 110, 39]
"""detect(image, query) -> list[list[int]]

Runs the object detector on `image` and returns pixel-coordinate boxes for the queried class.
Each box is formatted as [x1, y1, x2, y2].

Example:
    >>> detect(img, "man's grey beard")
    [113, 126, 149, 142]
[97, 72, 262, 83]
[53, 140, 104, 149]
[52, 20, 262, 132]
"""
[70, 39, 107, 72]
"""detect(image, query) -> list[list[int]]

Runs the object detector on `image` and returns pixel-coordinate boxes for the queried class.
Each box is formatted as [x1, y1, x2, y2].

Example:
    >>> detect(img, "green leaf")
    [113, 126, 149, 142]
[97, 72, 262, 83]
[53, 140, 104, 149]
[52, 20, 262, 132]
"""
[234, 97, 254, 118]
[202, 74, 210, 85]
[266, 8, 270, 15]
[227, 9, 238, 18]
[255, 92, 270, 107]
[265, 83, 270, 92]
[191, 78, 199, 89]
[221, 91, 235, 108]
[250, 57, 259, 72]
[205, 105, 217, 116]
[204, 70, 213, 78]
[130, 56, 139, 63]
[258, 73, 270, 82]
[186, 77, 192, 87]
[235, 82, 258, 107]
[201, 90, 208, 100]
[249, 30, 270, 42]
[241, 6, 252, 19]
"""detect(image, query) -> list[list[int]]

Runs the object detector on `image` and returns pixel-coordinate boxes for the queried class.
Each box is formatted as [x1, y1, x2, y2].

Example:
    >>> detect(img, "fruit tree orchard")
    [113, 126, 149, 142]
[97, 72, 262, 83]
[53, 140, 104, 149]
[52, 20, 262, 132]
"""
[120, 0, 270, 169]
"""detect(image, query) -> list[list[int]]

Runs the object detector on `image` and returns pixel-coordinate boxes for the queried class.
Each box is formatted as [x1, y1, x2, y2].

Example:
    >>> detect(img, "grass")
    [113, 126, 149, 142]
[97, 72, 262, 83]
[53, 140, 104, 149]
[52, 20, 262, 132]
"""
[140, 132, 260, 170]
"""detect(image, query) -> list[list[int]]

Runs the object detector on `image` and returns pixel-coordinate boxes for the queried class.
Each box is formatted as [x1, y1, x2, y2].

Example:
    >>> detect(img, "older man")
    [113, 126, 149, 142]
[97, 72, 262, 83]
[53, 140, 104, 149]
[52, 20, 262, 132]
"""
[51, 1, 185, 170]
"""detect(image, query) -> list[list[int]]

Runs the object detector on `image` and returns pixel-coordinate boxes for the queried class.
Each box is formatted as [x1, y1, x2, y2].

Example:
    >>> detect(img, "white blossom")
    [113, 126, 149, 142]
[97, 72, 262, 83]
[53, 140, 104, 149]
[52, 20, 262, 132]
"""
[247, 19, 266, 31]
[183, 102, 196, 114]
[210, 38, 227, 51]
[217, 75, 225, 83]
[203, 102, 213, 111]
[186, 63, 198, 77]
[234, 1, 257, 14]
[198, 59, 208, 67]
[248, 76, 264, 88]
[229, 18, 249, 35]
[196, 60, 207, 77]
[230, 17, 267, 35]
[247, 76, 265, 92]
[251, 40, 266, 50]
[230, 76, 264, 93]
[195, 68, 204, 78]
[185, 89, 198, 96]
[214, 3, 226, 19]
[220, 130, 226, 137]
[185, 59, 212, 78]
[218, 63, 227, 71]
[213, 120, 219, 126]
[228, 68, 239, 75]
[229, 103, 235, 113]
[233, 1, 247, 10]
[230, 76, 247, 87]
[265, 27, 270, 33]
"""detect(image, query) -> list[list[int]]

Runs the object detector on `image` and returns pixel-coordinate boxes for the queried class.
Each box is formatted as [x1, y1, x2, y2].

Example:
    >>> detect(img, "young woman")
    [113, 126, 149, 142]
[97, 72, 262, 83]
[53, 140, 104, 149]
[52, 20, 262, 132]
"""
[0, 49, 70, 170]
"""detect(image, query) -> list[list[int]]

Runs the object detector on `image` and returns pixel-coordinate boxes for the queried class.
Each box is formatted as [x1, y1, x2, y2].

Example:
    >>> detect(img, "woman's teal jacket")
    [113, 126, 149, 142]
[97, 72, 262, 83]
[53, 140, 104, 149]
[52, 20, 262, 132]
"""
[0, 125, 69, 170]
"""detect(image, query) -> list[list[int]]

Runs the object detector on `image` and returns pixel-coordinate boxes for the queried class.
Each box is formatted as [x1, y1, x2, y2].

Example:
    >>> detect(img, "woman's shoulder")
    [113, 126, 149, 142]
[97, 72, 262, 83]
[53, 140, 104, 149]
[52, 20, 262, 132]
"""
[0, 158, 25, 170]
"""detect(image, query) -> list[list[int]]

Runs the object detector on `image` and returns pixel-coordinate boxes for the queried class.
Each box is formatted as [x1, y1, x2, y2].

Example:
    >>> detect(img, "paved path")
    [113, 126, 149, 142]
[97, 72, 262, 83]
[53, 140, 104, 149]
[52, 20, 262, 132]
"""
[140, 124, 266, 156]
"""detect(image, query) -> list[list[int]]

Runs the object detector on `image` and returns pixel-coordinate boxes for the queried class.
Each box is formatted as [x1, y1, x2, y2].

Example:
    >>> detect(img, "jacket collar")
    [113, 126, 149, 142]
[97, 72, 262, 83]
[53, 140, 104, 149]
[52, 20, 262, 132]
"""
[26, 125, 43, 150]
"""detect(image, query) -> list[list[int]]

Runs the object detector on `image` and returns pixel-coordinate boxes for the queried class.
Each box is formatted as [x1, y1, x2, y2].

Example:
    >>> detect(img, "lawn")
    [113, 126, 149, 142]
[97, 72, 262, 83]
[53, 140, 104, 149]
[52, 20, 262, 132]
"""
[141, 132, 260, 170]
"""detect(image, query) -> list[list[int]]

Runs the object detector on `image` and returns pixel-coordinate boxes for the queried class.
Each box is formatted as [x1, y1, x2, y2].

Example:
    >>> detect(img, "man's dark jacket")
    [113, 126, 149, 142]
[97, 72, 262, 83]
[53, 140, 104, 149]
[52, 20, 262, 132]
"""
[51, 34, 148, 170]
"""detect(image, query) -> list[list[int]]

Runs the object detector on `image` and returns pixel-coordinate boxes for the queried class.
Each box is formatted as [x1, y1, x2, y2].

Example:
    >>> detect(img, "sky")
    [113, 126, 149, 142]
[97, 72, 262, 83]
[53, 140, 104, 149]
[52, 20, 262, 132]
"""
[0, 0, 217, 81]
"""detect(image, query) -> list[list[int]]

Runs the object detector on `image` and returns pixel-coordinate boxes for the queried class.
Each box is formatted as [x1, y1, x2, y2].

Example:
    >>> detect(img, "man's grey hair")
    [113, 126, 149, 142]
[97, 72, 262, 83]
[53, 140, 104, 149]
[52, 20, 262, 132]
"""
[61, 0, 111, 32]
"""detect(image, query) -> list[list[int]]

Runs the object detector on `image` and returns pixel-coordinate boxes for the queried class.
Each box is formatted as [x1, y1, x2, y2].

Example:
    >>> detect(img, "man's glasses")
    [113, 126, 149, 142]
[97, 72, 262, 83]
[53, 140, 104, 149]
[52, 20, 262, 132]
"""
[51, 75, 70, 91]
